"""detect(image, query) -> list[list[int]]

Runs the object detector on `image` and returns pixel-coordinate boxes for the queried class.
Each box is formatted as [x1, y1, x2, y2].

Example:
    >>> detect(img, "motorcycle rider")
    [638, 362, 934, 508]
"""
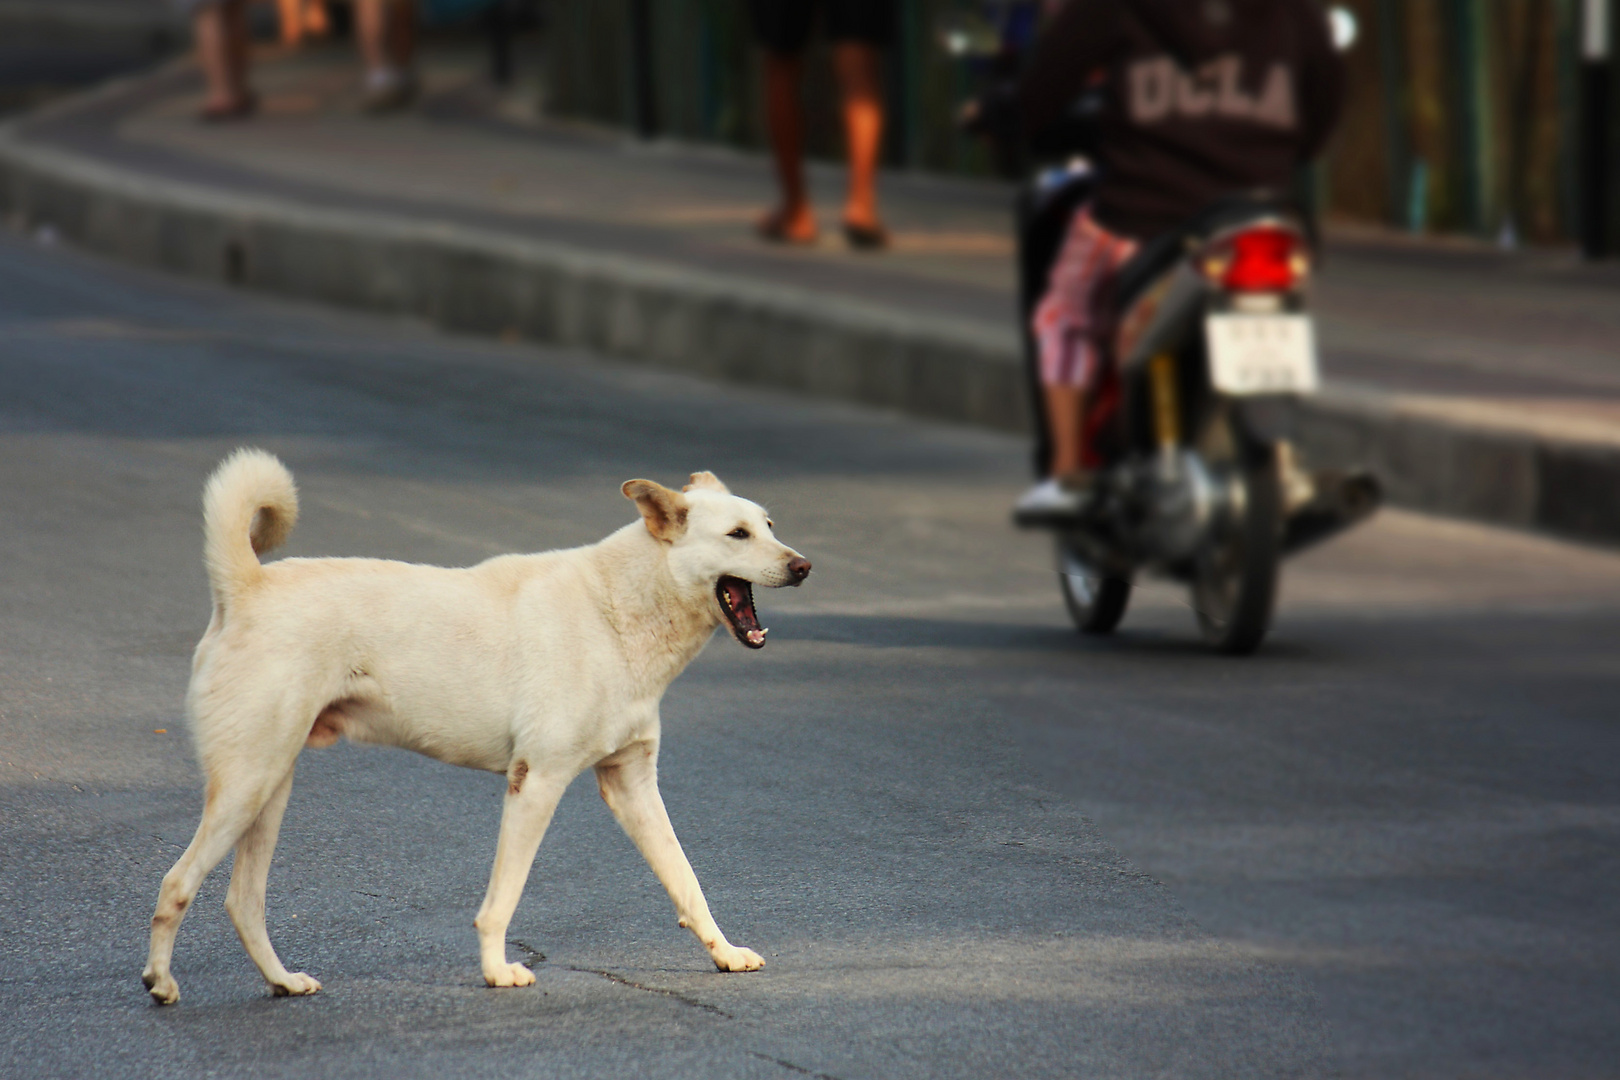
[1006, 0, 1346, 519]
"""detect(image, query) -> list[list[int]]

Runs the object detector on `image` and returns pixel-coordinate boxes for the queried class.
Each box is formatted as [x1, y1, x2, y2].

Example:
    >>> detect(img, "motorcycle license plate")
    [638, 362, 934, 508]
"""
[1205, 314, 1319, 394]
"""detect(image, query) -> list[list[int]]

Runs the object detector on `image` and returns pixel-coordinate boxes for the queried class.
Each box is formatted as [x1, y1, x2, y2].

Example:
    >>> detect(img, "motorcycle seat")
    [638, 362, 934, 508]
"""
[1111, 192, 1302, 311]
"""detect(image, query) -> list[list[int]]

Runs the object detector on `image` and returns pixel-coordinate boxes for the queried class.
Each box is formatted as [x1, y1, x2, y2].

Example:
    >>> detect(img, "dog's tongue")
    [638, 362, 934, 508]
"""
[724, 580, 759, 627]
[721, 578, 768, 647]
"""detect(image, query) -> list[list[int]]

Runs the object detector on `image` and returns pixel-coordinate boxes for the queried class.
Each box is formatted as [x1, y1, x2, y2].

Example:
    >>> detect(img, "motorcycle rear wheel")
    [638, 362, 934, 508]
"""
[1191, 412, 1281, 655]
[1057, 539, 1132, 635]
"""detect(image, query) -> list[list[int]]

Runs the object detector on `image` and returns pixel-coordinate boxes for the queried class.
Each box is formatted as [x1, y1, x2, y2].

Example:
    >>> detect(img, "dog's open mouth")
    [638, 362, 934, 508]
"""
[717, 575, 768, 649]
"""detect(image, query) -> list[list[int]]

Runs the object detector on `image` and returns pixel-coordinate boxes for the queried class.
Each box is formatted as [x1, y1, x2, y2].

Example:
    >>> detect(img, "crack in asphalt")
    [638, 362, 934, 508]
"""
[505, 939, 547, 967]
[748, 1051, 845, 1080]
[565, 966, 732, 1018]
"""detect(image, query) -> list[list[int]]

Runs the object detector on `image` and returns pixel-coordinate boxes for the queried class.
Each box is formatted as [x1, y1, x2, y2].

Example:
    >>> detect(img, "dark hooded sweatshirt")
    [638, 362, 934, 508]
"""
[1018, 0, 1346, 240]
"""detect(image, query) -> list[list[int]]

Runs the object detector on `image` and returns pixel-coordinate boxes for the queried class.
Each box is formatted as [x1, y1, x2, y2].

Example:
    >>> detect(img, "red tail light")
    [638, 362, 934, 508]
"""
[1199, 225, 1309, 292]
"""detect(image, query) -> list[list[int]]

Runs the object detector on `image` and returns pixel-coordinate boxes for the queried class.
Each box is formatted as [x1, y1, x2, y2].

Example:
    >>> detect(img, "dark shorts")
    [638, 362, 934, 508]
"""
[748, 0, 897, 55]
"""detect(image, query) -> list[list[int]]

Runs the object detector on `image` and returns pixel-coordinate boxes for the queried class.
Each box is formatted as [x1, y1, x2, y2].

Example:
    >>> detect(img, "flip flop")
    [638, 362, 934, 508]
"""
[842, 221, 890, 251]
[758, 209, 818, 246]
[199, 92, 259, 123]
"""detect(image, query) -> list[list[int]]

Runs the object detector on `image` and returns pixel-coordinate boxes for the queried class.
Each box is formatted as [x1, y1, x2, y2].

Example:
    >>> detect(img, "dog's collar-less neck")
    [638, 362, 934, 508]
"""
[596, 528, 718, 693]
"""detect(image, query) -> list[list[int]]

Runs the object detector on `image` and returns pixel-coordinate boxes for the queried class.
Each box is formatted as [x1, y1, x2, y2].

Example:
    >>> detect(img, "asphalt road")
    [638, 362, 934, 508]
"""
[0, 232, 1617, 1079]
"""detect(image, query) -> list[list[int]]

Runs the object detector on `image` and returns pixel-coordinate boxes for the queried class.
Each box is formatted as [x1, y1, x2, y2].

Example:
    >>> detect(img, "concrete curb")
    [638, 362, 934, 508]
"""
[2, 111, 1617, 547]
[1295, 390, 1620, 546]
[0, 130, 1029, 433]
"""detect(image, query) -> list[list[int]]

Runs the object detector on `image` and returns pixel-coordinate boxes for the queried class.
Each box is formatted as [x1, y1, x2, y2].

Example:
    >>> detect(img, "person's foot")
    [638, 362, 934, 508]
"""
[1012, 474, 1095, 528]
[841, 202, 887, 250]
[758, 205, 818, 245]
[198, 91, 258, 123]
[362, 68, 418, 114]
[842, 220, 889, 251]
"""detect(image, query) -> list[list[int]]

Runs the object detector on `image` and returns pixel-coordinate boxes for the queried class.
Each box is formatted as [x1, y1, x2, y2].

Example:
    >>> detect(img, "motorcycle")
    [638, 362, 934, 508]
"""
[952, 2, 1379, 654]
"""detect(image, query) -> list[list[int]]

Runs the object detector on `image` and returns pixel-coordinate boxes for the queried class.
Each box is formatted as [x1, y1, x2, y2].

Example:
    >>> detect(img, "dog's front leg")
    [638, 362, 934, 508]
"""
[595, 743, 764, 973]
[473, 763, 567, 987]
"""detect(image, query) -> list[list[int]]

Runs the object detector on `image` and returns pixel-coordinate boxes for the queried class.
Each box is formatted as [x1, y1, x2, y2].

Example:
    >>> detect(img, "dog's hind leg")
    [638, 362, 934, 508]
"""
[595, 741, 764, 973]
[141, 763, 294, 1005]
[225, 764, 320, 998]
[473, 762, 568, 988]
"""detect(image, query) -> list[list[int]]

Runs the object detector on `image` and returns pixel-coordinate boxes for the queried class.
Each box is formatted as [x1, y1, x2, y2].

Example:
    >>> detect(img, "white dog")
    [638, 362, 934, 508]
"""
[141, 449, 810, 1004]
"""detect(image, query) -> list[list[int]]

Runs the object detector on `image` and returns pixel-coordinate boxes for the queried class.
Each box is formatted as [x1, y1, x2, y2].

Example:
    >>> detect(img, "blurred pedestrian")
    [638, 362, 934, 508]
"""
[749, 0, 894, 250]
[179, 0, 255, 121]
[175, 0, 419, 120]
[277, 0, 331, 46]
[357, 0, 420, 112]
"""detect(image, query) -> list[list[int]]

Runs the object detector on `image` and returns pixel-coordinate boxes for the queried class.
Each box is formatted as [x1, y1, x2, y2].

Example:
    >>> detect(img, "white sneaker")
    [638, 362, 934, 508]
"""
[1013, 478, 1085, 526]
[363, 68, 419, 113]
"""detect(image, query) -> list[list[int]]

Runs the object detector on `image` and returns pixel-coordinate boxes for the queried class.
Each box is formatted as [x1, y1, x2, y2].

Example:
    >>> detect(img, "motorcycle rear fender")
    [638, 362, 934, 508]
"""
[1116, 263, 1207, 374]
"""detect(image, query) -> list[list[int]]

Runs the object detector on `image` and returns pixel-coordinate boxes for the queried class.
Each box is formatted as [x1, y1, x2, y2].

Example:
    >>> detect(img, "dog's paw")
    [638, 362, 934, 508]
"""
[483, 961, 537, 988]
[142, 968, 180, 1005]
[710, 945, 765, 973]
[269, 971, 322, 997]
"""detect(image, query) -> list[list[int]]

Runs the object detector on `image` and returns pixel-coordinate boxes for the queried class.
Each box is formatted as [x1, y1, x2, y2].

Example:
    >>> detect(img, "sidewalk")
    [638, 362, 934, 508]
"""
[0, 1, 181, 113]
[4, 42, 1620, 544]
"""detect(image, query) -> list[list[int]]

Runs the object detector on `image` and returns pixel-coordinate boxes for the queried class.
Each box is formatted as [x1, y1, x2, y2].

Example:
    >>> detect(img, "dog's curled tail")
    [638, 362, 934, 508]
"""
[202, 448, 299, 604]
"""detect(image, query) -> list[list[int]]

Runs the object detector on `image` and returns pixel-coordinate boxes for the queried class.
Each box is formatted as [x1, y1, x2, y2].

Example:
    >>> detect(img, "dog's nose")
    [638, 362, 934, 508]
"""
[786, 556, 812, 585]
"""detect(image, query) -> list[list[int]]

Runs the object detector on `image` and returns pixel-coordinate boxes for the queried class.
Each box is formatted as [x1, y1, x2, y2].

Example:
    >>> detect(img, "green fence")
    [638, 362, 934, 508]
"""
[1328, 0, 1607, 245]
[542, 0, 1617, 245]
[543, 0, 999, 175]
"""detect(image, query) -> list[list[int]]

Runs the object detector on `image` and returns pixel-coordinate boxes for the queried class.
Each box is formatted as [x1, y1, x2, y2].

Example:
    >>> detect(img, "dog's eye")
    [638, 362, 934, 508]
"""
[766, 519, 774, 530]
[727, 528, 750, 540]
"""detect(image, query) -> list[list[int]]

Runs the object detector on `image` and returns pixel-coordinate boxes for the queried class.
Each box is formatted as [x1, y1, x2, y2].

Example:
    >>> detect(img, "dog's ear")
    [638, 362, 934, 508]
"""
[622, 479, 689, 542]
[682, 471, 730, 495]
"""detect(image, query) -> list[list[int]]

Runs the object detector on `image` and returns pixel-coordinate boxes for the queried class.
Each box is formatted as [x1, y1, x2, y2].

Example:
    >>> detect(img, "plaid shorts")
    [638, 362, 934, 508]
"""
[1032, 208, 1139, 390]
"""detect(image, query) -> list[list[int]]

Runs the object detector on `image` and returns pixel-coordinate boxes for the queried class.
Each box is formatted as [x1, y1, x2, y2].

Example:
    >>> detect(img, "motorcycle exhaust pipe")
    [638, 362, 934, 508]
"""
[1282, 469, 1381, 556]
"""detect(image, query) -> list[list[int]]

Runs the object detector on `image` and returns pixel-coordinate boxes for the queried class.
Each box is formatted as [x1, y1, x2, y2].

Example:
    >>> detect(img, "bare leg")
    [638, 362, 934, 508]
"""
[194, 0, 252, 113]
[596, 743, 763, 972]
[760, 51, 817, 242]
[473, 765, 568, 987]
[224, 0, 251, 92]
[357, 0, 415, 74]
[356, 0, 390, 75]
[304, 1, 331, 39]
[1045, 384, 1089, 477]
[356, 0, 417, 111]
[831, 42, 885, 233]
[142, 762, 294, 1004]
[225, 766, 319, 997]
[390, 0, 416, 70]
[277, 0, 303, 45]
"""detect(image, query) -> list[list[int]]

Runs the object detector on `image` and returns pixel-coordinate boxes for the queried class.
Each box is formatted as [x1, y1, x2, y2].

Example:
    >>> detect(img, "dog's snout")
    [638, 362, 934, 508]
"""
[786, 556, 812, 585]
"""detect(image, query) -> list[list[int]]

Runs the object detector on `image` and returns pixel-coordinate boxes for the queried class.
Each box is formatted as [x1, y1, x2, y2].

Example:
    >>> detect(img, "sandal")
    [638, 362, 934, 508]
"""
[842, 221, 889, 251]
[758, 208, 818, 246]
[199, 92, 258, 123]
